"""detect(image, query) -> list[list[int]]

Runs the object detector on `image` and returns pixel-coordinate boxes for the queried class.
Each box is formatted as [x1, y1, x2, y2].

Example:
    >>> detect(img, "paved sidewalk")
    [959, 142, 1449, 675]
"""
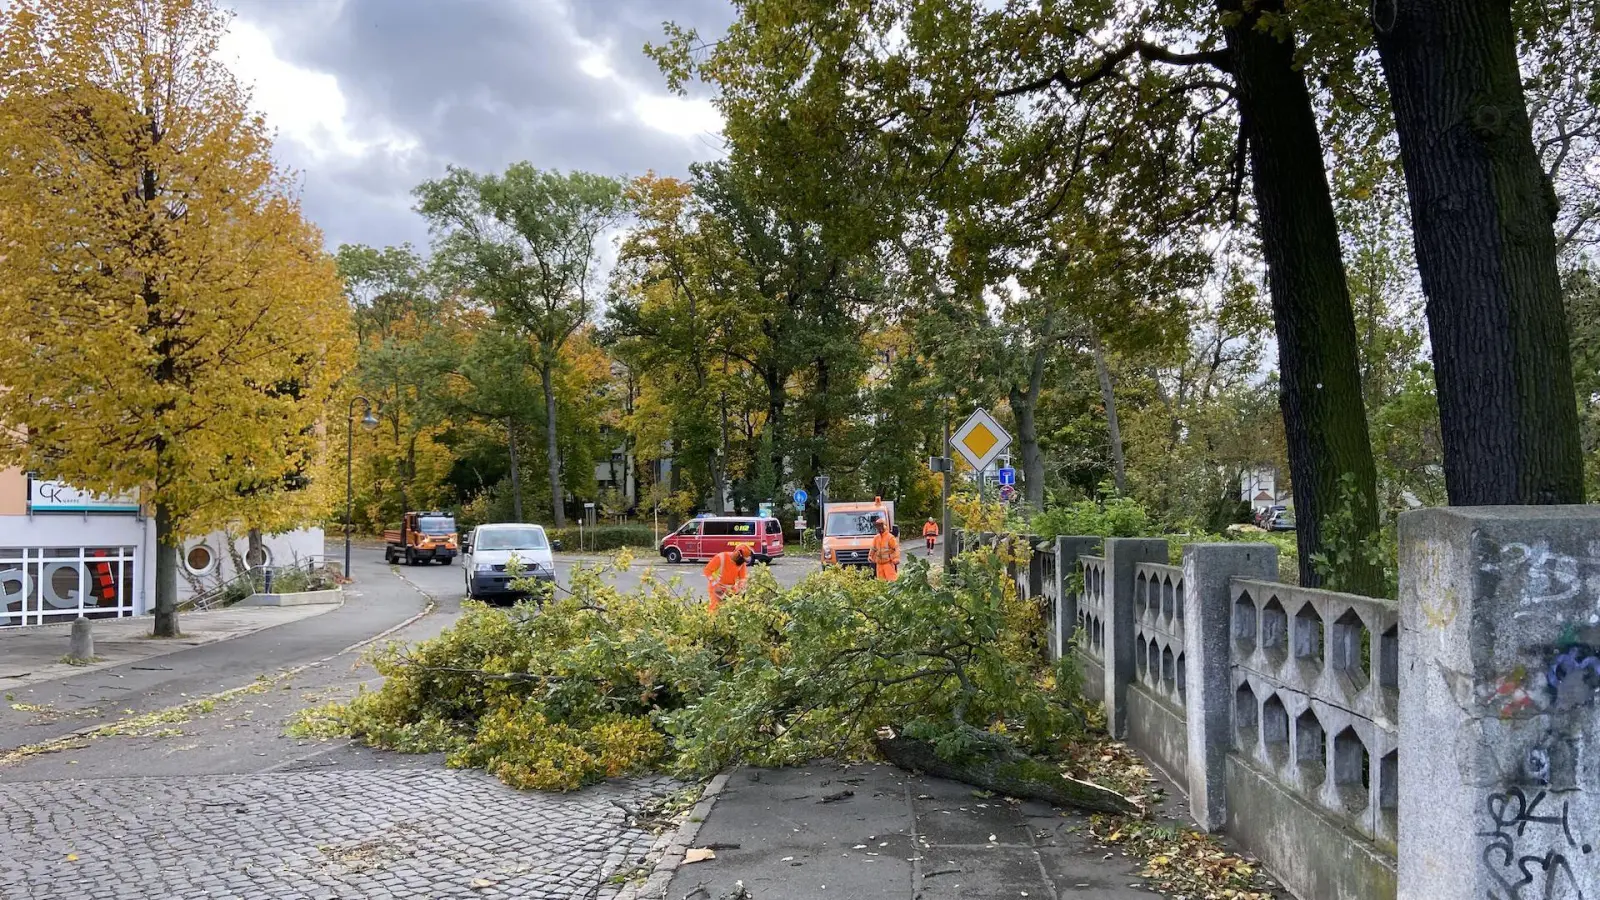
[662, 762, 1156, 899]
[0, 604, 340, 690]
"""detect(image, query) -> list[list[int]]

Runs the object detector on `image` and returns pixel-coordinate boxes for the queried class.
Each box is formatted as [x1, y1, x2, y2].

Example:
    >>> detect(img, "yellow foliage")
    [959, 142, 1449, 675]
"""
[0, 0, 353, 538]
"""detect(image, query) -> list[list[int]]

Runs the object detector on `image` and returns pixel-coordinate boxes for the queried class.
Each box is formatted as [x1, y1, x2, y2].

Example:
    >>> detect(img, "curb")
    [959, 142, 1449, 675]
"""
[3, 574, 438, 760]
[612, 770, 733, 900]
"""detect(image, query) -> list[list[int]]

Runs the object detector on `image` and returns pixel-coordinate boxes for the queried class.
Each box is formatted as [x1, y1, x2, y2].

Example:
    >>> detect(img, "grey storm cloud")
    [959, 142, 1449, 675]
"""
[228, 0, 735, 250]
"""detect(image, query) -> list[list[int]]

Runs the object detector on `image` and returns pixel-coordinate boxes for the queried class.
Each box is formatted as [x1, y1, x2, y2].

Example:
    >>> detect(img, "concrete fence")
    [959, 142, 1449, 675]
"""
[954, 506, 1600, 900]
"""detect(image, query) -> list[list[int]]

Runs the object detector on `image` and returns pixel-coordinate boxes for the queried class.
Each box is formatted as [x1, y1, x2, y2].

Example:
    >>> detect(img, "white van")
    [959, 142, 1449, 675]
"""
[462, 523, 558, 603]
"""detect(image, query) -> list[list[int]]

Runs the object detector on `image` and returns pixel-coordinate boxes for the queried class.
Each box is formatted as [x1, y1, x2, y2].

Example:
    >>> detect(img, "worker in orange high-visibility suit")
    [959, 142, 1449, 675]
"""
[703, 543, 751, 613]
[922, 518, 940, 555]
[869, 518, 901, 581]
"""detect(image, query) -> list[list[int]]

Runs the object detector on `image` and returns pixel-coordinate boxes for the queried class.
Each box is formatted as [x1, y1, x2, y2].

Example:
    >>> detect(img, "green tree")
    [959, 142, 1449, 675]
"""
[415, 165, 627, 527]
[651, 0, 1385, 593]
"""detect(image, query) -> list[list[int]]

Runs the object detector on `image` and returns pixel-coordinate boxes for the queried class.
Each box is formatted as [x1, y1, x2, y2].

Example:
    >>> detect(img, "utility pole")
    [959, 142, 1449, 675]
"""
[941, 414, 953, 567]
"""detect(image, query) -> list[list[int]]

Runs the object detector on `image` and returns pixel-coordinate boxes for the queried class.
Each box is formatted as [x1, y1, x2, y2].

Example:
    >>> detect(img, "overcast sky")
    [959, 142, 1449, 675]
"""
[220, 0, 733, 251]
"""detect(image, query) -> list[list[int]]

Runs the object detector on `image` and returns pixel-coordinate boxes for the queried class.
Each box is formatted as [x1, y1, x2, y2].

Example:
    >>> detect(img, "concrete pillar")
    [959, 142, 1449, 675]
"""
[1024, 534, 1044, 599]
[1054, 537, 1103, 660]
[1182, 542, 1278, 832]
[1104, 537, 1169, 739]
[1398, 506, 1600, 900]
[69, 616, 93, 661]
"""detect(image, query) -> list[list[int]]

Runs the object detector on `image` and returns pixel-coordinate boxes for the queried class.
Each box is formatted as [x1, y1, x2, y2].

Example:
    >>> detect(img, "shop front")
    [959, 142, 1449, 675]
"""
[0, 471, 152, 627]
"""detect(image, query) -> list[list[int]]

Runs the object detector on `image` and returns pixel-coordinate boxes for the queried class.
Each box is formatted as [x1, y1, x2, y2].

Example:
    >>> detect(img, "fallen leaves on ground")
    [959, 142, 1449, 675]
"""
[1088, 815, 1279, 900]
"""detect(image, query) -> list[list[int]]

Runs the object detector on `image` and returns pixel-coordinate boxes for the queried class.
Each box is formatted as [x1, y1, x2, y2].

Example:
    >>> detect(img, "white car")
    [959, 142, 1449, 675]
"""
[462, 523, 559, 603]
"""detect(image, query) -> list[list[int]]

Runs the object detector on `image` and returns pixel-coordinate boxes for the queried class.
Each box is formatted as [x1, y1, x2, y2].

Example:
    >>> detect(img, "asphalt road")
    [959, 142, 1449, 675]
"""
[0, 545, 709, 900]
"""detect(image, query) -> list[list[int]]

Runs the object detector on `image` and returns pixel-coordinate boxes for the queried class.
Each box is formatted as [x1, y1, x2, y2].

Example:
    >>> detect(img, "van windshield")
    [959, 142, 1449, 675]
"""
[827, 511, 886, 537]
[418, 515, 455, 535]
[475, 528, 548, 551]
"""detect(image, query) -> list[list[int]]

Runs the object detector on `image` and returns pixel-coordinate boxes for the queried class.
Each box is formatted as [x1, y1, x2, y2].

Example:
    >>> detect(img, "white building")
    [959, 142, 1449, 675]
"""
[0, 468, 322, 628]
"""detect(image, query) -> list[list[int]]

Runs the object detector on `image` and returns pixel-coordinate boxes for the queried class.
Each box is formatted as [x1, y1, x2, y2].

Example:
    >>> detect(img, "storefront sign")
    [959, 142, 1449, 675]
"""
[28, 478, 139, 514]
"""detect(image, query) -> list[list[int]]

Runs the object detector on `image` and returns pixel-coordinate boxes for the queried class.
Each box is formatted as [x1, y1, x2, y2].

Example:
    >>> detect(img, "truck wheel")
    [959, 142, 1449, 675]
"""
[665, 548, 682, 564]
[384, 548, 393, 564]
[405, 549, 416, 566]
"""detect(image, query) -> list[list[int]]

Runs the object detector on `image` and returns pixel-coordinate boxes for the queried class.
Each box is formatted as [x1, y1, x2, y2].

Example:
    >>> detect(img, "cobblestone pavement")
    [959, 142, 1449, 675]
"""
[0, 769, 682, 900]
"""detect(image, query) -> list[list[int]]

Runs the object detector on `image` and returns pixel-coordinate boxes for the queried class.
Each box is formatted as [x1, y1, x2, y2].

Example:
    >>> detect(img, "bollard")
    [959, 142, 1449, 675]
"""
[69, 616, 94, 661]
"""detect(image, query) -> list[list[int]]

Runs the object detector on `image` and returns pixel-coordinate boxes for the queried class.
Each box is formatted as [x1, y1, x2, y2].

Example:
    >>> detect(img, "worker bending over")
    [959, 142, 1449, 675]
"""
[703, 543, 751, 613]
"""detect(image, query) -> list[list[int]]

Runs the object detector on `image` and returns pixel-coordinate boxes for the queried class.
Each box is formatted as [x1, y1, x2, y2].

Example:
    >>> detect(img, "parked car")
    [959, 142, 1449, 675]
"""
[1253, 505, 1286, 529]
[462, 523, 557, 603]
[1265, 510, 1296, 532]
[658, 516, 785, 564]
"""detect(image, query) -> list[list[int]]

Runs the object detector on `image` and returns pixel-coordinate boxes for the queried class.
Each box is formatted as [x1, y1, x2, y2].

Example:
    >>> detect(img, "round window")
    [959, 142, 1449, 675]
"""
[244, 545, 270, 568]
[185, 544, 214, 575]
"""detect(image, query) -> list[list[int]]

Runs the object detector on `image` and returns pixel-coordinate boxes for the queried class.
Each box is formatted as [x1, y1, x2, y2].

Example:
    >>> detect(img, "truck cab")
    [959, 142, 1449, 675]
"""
[821, 499, 895, 569]
[384, 511, 458, 565]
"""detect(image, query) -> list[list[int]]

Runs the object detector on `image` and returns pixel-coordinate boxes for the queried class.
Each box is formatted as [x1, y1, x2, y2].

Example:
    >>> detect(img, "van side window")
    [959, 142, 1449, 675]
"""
[765, 519, 781, 535]
[703, 521, 734, 537]
[730, 521, 754, 535]
[678, 522, 701, 536]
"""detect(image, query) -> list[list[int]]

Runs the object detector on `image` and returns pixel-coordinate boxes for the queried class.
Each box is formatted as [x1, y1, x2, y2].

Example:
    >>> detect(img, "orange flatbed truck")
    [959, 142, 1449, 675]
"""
[821, 499, 895, 569]
[383, 511, 459, 565]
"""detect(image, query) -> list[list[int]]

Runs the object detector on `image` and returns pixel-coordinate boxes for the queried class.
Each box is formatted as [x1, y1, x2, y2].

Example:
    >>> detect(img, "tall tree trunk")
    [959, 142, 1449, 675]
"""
[507, 417, 523, 521]
[1010, 342, 1049, 509]
[765, 367, 788, 493]
[153, 499, 179, 637]
[1373, 0, 1583, 505]
[810, 356, 831, 491]
[539, 361, 566, 527]
[1091, 332, 1128, 495]
[1222, 0, 1383, 594]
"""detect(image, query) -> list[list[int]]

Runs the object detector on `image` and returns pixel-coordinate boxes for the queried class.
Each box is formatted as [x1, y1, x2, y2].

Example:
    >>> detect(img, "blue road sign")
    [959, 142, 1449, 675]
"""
[997, 466, 1016, 486]
[793, 489, 809, 505]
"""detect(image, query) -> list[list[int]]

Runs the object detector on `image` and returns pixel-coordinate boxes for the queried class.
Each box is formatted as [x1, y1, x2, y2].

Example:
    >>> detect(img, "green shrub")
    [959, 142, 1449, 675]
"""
[1029, 496, 1153, 540]
[544, 524, 660, 552]
[293, 549, 1085, 792]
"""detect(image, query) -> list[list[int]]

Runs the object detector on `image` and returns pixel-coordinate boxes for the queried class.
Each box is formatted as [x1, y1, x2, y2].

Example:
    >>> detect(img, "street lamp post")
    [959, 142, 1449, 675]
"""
[345, 396, 379, 579]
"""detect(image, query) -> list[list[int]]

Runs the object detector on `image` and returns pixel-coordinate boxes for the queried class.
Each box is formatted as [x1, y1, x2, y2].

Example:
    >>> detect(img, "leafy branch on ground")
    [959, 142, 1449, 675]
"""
[292, 550, 1138, 812]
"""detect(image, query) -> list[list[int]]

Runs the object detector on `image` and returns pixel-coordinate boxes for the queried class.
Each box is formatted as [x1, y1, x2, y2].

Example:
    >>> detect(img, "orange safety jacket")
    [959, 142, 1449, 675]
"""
[870, 530, 901, 581]
[703, 551, 749, 612]
[922, 522, 940, 538]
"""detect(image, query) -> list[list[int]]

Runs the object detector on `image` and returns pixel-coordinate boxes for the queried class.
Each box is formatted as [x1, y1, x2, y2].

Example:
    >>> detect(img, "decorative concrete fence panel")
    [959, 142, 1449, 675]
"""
[950, 512, 1600, 900]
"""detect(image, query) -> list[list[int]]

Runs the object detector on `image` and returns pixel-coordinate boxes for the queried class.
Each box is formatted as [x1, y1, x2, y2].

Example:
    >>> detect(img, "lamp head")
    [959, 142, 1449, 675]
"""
[360, 410, 379, 431]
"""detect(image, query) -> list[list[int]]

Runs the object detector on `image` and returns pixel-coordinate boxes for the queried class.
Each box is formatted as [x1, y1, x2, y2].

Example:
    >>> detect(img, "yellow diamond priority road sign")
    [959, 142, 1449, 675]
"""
[951, 408, 1011, 473]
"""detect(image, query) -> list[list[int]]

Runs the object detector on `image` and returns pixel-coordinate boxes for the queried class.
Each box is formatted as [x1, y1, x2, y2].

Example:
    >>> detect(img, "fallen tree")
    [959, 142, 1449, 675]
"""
[293, 547, 1144, 814]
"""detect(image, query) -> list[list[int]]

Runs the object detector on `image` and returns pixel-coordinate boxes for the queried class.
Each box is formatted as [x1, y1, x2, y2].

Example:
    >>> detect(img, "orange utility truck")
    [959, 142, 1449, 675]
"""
[383, 511, 458, 565]
[820, 498, 895, 569]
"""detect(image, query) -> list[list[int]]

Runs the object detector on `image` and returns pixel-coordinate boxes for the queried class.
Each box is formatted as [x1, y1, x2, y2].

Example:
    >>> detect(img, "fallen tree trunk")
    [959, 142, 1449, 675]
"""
[875, 729, 1145, 817]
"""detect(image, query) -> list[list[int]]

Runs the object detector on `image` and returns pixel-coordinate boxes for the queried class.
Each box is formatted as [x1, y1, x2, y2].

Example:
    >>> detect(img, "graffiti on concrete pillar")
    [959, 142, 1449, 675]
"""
[1479, 787, 1592, 899]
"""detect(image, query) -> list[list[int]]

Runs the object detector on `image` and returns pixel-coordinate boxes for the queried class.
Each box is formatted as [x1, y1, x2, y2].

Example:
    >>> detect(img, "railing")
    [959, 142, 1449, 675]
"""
[1229, 578, 1399, 849]
[1077, 555, 1107, 661]
[1134, 562, 1188, 712]
[183, 556, 329, 612]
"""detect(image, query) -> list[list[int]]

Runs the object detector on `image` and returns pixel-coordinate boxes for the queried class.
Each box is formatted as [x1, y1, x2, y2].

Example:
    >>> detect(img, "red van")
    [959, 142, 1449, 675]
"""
[659, 516, 785, 564]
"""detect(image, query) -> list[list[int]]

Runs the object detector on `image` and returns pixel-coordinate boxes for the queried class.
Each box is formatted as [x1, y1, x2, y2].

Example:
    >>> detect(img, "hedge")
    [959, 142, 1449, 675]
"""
[545, 524, 660, 553]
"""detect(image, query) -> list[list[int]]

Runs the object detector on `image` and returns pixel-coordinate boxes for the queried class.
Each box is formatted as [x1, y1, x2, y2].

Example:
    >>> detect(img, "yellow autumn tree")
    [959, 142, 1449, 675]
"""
[0, 0, 353, 636]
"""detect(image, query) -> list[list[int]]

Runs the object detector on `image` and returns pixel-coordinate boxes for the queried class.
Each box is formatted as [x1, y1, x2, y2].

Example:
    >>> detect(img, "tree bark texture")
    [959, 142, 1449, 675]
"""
[153, 501, 179, 638]
[875, 731, 1142, 816]
[1373, 0, 1583, 505]
[1222, 0, 1383, 594]
[540, 362, 566, 527]
[1090, 332, 1128, 494]
[1011, 342, 1049, 509]
[507, 417, 523, 521]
